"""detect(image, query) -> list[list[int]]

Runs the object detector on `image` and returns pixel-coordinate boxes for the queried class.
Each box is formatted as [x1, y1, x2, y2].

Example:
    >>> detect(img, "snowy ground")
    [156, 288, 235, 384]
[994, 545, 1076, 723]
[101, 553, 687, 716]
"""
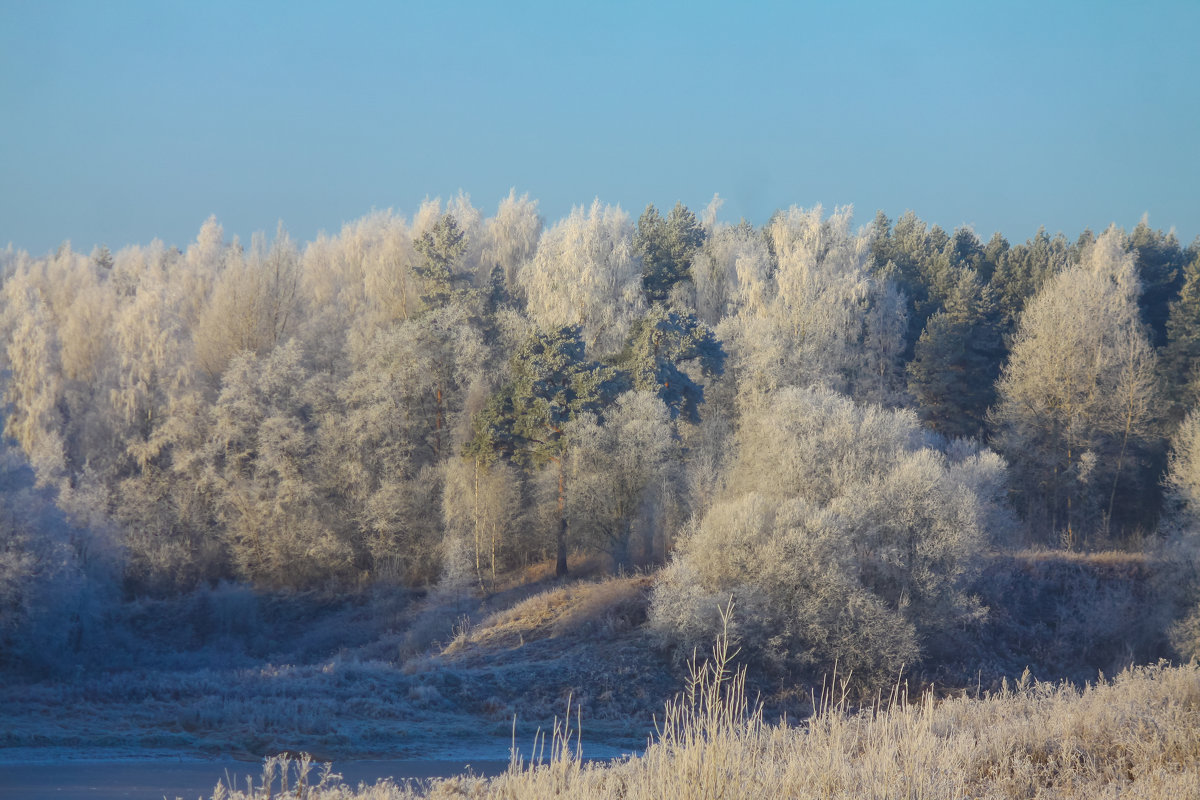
[0, 575, 663, 800]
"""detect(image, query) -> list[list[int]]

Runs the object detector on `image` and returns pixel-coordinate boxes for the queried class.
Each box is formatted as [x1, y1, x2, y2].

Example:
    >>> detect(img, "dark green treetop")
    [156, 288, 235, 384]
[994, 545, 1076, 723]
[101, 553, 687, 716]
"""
[611, 305, 725, 423]
[907, 270, 1005, 439]
[466, 326, 627, 466]
[635, 202, 706, 305]
[988, 227, 1071, 332]
[1128, 220, 1187, 348]
[414, 213, 470, 310]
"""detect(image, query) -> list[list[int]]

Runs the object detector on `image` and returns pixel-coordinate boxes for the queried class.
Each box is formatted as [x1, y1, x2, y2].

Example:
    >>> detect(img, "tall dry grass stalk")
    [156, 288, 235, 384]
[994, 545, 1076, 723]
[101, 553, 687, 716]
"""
[204, 623, 1200, 799]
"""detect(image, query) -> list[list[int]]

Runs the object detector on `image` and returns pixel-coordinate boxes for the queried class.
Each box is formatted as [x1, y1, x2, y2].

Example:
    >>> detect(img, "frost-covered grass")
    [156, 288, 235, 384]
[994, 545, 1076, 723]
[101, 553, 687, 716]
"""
[1, 558, 1186, 798]
[0, 574, 672, 761]
[201, 642, 1200, 800]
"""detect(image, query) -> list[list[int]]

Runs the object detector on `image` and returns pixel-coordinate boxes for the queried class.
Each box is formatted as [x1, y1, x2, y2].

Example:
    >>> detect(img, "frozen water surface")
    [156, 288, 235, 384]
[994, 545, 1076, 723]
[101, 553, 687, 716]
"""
[0, 756, 512, 800]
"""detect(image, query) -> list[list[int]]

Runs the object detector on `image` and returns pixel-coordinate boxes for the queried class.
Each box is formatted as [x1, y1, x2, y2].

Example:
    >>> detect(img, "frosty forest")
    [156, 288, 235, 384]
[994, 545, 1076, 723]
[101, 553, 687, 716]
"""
[3, 195, 1200, 788]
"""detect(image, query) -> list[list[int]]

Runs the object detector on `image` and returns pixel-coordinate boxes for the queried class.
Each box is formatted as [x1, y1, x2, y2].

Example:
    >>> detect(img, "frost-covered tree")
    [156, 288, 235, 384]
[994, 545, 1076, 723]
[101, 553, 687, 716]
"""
[203, 341, 353, 589]
[467, 326, 626, 576]
[442, 455, 522, 588]
[1163, 409, 1200, 541]
[482, 189, 542, 303]
[991, 227, 1159, 543]
[0, 437, 114, 671]
[566, 391, 677, 568]
[347, 211, 422, 328]
[1158, 409, 1200, 659]
[414, 212, 470, 309]
[518, 199, 645, 356]
[0, 279, 67, 482]
[719, 205, 908, 404]
[333, 308, 487, 584]
[194, 223, 301, 383]
[689, 220, 770, 326]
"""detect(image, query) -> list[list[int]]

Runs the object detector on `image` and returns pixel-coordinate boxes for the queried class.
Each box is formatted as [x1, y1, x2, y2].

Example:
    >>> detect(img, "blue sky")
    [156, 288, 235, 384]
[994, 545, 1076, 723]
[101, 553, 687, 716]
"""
[2, 0, 1198, 256]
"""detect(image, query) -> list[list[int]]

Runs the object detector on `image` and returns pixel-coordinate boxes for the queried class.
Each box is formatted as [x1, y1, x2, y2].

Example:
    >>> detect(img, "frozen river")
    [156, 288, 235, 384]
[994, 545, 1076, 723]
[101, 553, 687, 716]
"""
[0, 757, 512, 799]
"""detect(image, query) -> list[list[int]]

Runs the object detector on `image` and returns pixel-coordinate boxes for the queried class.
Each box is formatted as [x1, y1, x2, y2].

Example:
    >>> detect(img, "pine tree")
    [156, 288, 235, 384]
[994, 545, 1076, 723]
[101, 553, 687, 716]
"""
[1128, 218, 1187, 348]
[989, 227, 1071, 333]
[907, 270, 1004, 439]
[1163, 250, 1200, 420]
[636, 202, 706, 305]
[413, 213, 469, 310]
[466, 326, 626, 576]
[612, 305, 724, 423]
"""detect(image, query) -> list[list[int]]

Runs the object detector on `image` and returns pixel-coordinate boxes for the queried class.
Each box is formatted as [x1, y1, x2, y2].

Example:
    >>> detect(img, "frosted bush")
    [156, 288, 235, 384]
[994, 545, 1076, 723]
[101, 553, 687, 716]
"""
[651, 387, 1006, 683]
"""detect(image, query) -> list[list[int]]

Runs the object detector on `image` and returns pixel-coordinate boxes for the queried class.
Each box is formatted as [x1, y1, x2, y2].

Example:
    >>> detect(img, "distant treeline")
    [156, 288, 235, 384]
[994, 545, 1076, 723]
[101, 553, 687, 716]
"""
[2, 194, 1200, 676]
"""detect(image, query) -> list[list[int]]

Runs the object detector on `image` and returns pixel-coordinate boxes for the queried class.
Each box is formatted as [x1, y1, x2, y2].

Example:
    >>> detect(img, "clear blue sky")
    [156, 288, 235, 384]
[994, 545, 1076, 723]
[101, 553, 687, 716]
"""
[2, 0, 1198, 256]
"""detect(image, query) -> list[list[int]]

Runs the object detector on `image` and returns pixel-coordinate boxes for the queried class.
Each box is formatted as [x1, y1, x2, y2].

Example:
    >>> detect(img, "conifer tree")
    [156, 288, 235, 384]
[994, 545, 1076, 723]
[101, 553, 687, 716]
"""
[636, 202, 706, 305]
[413, 213, 469, 310]
[1128, 218, 1187, 348]
[1163, 250, 1200, 420]
[612, 305, 724, 423]
[907, 270, 1004, 439]
[989, 227, 1072, 333]
[467, 326, 626, 576]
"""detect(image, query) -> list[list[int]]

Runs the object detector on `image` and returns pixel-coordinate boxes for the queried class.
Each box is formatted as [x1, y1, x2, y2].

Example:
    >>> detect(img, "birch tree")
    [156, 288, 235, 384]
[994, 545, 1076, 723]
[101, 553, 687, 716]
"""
[518, 200, 645, 356]
[991, 226, 1159, 543]
[719, 205, 907, 404]
[482, 189, 542, 303]
[194, 223, 301, 383]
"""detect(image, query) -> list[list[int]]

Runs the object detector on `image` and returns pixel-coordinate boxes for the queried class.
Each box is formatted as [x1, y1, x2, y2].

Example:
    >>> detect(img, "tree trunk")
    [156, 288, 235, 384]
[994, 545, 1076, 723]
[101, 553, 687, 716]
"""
[473, 458, 484, 590]
[612, 529, 633, 574]
[556, 460, 569, 577]
[1107, 393, 1137, 538]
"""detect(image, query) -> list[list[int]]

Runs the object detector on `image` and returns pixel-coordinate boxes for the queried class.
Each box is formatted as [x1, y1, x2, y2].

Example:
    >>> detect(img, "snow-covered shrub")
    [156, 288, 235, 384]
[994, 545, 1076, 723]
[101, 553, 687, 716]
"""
[0, 439, 116, 672]
[650, 386, 1009, 684]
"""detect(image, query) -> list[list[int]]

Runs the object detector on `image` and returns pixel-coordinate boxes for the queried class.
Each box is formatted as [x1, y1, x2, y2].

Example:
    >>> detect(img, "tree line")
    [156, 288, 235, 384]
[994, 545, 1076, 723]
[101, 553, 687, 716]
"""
[3, 192, 1200, 673]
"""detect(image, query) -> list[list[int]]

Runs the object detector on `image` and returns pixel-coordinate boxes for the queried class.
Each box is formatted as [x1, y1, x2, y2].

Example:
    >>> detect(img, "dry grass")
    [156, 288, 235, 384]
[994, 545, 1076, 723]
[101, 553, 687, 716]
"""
[1006, 548, 1153, 573]
[509, 553, 609, 589]
[442, 575, 652, 655]
[204, 620, 1200, 800]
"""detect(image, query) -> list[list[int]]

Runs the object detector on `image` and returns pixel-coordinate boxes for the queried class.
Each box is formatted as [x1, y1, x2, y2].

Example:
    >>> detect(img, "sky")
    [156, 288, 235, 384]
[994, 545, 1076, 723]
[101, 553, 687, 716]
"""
[2, 0, 1198, 256]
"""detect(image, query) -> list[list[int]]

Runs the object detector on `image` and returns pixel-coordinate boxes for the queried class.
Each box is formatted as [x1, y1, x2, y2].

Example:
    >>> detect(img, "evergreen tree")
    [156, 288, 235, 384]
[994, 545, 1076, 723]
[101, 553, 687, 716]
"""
[907, 270, 1004, 439]
[1163, 250, 1200, 420]
[91, 245, 113, 272]
[413, 213, 469, 310]
[989, 227, 1071, 333]
[1128, 218, 1187, 349]
[981, 231, 1009, 283]
[636, 202, 706, 305]
[613, 305, 725, 423]
[950, 228, 984, 277]
[635, 204, 669, 303]
[467, 326, 626, 576]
